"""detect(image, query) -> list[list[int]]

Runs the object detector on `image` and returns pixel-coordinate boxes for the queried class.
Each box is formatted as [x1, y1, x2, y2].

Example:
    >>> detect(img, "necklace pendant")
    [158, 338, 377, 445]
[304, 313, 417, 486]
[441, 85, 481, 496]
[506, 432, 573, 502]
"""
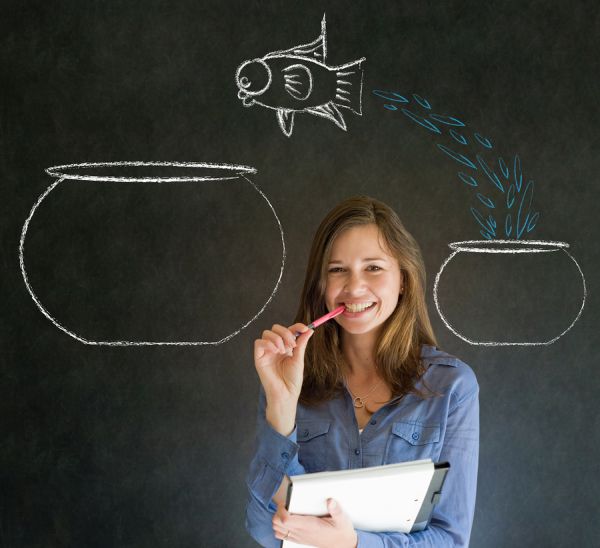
[353, 397, 365, 408]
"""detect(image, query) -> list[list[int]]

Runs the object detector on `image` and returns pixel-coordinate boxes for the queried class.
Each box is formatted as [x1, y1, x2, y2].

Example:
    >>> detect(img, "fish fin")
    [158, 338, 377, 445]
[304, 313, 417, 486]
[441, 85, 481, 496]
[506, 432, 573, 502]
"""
[333, 58, 365, 115]
[305, 101, 347, 131]
[276, 109, 296, 137]
[266, 14, 327, 62]
[283, 64, 313, 101]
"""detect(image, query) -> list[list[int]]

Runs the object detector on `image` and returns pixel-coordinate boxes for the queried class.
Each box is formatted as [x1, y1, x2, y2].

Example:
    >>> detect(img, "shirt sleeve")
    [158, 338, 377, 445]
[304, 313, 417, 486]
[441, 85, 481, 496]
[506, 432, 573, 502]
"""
[355, 384, 480, 547]
[245, 387, 307, 547]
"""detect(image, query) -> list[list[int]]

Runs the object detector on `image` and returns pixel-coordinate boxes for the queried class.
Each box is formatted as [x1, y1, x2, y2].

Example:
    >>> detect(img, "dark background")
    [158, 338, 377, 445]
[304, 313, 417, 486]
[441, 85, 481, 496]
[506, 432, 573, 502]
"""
[2, 1, 599, 546]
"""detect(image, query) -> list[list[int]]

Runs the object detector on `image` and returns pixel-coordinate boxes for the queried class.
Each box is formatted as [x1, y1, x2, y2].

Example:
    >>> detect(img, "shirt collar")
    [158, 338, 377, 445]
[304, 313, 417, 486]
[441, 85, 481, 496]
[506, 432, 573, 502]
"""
[420, 344, 461, 367]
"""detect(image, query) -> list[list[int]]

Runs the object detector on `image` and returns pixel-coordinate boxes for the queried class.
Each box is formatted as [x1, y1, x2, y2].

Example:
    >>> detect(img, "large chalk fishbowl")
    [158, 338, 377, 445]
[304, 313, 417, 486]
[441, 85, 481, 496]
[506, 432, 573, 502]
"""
[19, 162, 285, 345]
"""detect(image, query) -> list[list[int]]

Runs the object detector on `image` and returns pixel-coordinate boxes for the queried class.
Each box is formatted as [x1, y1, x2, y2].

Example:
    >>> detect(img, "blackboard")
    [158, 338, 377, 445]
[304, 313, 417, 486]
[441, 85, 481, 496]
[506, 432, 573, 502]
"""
[3, 1, 599, 546]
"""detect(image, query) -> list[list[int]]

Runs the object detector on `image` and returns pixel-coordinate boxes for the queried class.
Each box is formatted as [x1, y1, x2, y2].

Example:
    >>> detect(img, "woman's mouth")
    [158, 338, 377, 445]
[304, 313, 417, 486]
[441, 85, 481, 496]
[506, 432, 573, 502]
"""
[342, 302, 376, 316]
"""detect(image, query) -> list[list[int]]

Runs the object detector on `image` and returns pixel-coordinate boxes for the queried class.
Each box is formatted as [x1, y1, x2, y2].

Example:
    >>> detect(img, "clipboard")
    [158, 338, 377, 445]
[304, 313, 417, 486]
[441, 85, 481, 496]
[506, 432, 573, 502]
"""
[281, 460, 450, 548]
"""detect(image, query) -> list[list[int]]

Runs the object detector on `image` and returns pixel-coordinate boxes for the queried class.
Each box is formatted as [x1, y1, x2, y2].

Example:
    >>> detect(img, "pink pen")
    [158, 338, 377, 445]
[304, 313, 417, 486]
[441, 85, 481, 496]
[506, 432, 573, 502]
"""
[295, 305, 346, 337]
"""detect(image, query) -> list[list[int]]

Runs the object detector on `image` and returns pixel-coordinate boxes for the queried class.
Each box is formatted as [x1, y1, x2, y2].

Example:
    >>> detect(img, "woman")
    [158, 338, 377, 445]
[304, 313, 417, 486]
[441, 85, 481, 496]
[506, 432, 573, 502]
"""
[245, 196, 479, 547]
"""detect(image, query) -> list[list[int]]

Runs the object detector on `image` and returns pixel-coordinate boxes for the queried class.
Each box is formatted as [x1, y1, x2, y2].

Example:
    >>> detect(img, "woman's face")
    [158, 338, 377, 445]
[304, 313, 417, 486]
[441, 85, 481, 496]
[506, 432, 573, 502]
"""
[324, 224, 402, 338]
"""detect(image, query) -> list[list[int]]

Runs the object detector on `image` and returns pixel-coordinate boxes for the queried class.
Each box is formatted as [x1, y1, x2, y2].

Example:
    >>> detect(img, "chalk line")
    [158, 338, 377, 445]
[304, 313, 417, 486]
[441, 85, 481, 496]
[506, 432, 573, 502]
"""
[433, 240, 587, 346]
[20, 162, 285, 346]
[235, 14, 365, 136]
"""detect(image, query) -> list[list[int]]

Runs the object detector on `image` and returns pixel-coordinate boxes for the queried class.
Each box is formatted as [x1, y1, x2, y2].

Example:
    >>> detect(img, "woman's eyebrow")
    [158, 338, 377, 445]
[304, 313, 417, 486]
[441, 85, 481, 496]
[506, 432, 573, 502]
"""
[328, 257, 388, 264]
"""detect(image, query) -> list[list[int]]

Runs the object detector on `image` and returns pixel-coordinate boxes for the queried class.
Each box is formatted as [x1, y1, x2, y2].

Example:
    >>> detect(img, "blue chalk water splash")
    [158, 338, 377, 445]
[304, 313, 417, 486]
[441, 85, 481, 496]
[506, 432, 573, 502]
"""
[371, 90, 540, 239]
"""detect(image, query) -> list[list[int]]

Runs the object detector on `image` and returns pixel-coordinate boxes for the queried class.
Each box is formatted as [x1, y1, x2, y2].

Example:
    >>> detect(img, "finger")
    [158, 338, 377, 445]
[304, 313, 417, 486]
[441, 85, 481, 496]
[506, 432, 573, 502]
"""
[278, 512, 305, 529]
[253, 339, 265, 361]
[327, 498, 343, 518]
[276, 502, 290, 519]
[272, 514, 285, 527]
[269, 325, 298, 353]
[273, 511, 290, 538]
[261, 330, 287, 353]
[289, 322, 311, 338]
[293, 328, 314, 361]
[274, 529, 294, 541]
[253, 339, 279, 361]
[272, 522, 288, 535]
[271, 324, 298, 350]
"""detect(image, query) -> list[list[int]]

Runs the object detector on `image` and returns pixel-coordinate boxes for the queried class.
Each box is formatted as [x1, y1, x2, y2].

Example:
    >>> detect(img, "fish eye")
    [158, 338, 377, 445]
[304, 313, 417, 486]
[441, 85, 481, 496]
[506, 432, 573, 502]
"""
[236, 59, 272, 96]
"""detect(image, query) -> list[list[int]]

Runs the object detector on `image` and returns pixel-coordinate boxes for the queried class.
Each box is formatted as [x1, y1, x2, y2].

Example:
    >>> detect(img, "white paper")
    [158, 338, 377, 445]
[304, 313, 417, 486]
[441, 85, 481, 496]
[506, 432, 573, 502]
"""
[282, 460, 435, 548]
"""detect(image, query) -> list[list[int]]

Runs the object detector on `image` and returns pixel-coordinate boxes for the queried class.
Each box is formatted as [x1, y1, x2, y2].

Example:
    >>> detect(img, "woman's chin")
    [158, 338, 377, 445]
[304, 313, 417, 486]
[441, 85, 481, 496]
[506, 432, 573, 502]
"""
[339, 321, 383, 337]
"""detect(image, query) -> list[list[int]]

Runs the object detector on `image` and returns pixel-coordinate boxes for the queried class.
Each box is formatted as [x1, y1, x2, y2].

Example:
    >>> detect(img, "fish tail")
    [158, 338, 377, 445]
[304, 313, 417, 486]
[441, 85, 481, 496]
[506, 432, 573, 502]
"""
[332, 57, 365, 115]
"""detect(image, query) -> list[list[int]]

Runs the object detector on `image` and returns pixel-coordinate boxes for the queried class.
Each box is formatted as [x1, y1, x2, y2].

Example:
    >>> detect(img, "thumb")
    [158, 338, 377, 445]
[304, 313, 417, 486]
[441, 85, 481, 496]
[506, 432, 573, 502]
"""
[327, 498, 342, 518]
[293, 328, 314, 360]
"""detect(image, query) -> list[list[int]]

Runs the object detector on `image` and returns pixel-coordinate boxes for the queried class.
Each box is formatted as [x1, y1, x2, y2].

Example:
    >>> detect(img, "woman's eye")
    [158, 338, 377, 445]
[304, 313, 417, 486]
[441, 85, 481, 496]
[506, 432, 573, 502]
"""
[328, 267, 344, 273]
[367, 265, 382, 271]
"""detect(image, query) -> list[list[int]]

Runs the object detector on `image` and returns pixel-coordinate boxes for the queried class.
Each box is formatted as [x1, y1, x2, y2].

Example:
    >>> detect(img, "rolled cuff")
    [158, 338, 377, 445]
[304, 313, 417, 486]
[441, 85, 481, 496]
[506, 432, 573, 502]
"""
[247, 421, 304, 508]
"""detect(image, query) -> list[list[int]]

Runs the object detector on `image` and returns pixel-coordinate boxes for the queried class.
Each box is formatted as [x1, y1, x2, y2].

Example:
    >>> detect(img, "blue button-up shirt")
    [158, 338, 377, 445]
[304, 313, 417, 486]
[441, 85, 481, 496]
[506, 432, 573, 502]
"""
[245, 345, 479, 547]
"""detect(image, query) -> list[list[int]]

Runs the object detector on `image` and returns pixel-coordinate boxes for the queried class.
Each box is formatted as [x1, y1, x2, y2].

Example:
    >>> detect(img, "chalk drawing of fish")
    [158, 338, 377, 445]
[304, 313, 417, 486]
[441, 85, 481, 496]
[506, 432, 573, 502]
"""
[235, 15, 365, 137]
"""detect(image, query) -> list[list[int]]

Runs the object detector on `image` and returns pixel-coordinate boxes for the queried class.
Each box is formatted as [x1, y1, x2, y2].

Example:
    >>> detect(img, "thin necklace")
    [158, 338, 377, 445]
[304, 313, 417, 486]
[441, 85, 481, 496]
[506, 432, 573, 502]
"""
[345, 379, 382, 409]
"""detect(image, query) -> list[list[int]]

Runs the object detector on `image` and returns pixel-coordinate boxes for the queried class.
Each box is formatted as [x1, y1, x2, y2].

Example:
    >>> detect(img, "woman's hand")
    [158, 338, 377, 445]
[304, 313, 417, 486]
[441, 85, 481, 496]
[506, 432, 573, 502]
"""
[253, 323, 313, 405]
[254, 322, 313, 435]
[272, 499, 358, 548]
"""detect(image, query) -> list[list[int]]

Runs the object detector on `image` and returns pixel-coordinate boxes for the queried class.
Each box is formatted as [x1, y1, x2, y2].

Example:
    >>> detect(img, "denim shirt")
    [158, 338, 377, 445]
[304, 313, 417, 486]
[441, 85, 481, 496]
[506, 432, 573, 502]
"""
[245, 345, 479, 547]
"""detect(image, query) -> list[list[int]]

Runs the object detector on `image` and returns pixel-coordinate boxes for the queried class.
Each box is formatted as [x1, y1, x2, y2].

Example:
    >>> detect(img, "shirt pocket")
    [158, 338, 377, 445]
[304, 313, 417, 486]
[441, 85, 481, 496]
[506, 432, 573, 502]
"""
[383, 420, 441, 464]
[296, 419, 331, 473]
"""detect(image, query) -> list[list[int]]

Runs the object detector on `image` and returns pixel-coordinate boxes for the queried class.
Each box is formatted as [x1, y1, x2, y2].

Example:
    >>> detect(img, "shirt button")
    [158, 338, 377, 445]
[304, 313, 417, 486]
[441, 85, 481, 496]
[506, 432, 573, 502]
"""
[412, 432, 420, 441]
[281, 452, 289, 460]
[354, 449, 360, 455]
[302, 429, 309, 437]
[370, 420, 377, 425]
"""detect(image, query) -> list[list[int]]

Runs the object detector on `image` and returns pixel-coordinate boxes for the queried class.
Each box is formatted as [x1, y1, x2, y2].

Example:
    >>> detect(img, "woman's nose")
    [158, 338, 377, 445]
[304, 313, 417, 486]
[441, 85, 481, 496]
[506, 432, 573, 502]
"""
[343, 272, 366, 293]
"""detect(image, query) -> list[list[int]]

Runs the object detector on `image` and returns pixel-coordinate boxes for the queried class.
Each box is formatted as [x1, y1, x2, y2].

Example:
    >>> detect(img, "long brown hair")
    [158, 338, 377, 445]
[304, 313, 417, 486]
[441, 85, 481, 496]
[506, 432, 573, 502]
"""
[296, 196, 438, 406]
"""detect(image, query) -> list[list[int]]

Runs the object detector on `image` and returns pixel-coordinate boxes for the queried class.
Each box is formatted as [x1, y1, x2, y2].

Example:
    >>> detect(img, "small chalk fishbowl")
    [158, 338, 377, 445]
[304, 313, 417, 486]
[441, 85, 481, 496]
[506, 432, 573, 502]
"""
[19, 162, 285, 345]
[434, 240, 586, 346]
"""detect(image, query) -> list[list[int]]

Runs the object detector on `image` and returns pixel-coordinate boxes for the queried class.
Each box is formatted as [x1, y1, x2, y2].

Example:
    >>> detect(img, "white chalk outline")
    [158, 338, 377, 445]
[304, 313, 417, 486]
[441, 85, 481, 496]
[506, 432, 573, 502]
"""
[268, 14, 328, 62]
[234, 14, 365, 137]
[283, 64, 313, 101]
[19, 161, 286, 346]
[448, 239, 569, 253]
[433, 240, 587, 346]
[236, 58, 273, 102]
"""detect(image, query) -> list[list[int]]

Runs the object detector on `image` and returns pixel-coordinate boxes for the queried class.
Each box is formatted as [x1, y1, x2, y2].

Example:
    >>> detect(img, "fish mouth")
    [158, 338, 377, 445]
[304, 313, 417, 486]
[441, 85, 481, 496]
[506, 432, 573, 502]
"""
[237, 90, 255, 107]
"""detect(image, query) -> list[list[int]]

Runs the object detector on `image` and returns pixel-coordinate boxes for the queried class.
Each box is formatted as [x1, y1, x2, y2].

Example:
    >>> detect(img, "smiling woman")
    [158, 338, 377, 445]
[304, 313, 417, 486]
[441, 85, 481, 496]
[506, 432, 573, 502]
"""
[325, 224, 402, 335]
[246, 196, 479, 547]
[298, 198, 438, 408]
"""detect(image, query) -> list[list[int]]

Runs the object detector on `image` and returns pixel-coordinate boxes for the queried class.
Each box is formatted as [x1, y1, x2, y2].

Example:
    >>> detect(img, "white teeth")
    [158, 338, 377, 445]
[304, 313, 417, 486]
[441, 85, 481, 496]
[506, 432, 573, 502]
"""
[344, 302, 374, 313]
